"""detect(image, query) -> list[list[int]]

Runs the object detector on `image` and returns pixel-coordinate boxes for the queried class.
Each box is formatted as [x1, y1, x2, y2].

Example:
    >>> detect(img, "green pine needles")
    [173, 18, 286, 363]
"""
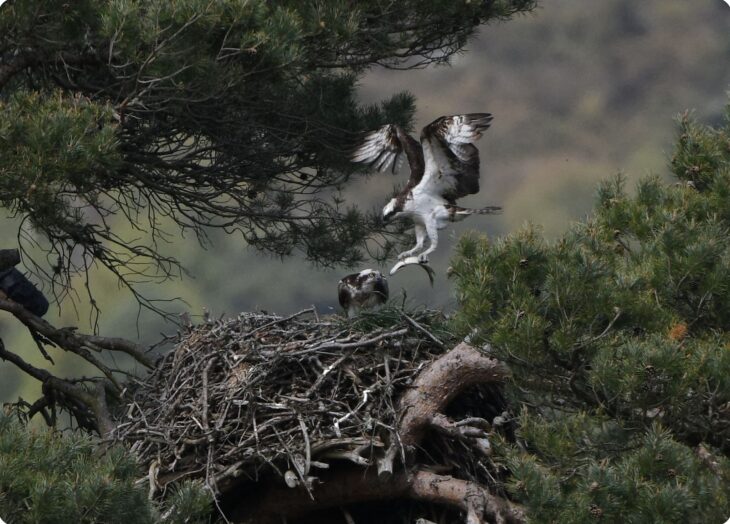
[450, 104, 730, 521]
[0, 415, 213, 524]
[0, 0, 536, 312]
[0, 415, 153, 524]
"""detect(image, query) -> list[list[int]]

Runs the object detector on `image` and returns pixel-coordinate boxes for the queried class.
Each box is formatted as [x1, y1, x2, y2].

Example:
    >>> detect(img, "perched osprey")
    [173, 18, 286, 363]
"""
[353, 113, 501, 263]
[337, 269, 389, 318]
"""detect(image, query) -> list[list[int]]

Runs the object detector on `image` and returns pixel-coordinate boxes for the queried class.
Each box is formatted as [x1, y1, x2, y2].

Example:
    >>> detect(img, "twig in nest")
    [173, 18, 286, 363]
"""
[400, 312, 445, 348]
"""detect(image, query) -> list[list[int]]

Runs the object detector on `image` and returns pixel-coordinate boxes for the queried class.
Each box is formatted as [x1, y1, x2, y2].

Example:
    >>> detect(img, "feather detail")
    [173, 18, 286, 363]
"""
[337, 270, 389, 317]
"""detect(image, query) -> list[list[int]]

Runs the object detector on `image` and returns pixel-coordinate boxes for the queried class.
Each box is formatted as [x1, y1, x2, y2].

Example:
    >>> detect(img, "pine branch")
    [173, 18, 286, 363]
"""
[0, 297, 153, 368]
[235, 468, 526, 524]
[0, 336, 114, 435]
[0, 296, 151, 435]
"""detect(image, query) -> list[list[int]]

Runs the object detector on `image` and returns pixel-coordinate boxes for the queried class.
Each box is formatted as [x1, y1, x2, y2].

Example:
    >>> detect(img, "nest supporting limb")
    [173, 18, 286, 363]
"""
[234, 468, 525, 524]
[396, 342, 510, 456]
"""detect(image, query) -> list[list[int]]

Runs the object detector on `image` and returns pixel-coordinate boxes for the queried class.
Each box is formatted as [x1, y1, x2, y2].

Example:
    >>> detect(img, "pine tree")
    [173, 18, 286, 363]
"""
[0, 0, 540, 447]
[0, 4, 538, 521]
[0, 0, 535, 311]
[0, 412, 213, 524]
[450, 105, 730, 521]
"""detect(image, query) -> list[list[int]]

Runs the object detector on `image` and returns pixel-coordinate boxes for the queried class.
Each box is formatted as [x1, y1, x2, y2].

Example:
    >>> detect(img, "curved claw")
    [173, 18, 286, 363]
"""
[390, 257, 435, 286]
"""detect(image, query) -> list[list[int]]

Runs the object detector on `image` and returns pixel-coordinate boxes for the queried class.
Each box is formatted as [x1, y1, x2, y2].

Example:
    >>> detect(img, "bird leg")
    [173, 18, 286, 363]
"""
[397, 224, 426, 260]
[416, 222, 438, 263]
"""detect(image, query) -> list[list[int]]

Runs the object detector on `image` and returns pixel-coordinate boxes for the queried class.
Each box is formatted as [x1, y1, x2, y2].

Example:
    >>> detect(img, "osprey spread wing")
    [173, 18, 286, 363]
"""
[353, 114, 501, 263]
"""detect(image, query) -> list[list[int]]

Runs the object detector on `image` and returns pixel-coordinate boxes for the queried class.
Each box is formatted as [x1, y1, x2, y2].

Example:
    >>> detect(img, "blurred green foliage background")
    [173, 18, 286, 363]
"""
[2, 0, 729, 407]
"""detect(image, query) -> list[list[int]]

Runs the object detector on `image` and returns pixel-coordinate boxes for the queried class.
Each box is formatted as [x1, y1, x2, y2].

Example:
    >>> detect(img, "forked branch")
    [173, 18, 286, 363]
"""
[0, 297, 153, 368]
[396, 342, 510, 456]
[0, 295, 152, 435]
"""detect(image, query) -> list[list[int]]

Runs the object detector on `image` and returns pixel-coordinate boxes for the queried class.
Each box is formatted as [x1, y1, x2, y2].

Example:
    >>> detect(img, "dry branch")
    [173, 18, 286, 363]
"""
[0, 338, 114, 435]
[233, 469, 525, 524]
[430, 413, 492, 457]
[0, 297, 152, 369]
[0, 296, 154, 435]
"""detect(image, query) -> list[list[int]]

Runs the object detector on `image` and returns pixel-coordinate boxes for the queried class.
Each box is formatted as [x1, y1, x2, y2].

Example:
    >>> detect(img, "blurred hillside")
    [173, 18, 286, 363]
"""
[1, 0, 729, 405]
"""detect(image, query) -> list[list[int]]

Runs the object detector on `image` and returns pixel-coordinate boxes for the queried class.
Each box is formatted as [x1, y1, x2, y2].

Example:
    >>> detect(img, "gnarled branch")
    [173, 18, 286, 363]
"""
[235, 468, 525, 524]
[396, 342, 510, 455]
[0, 294, 152, 435]
[0, 297, 153, 368]
[0, 337, 115, 435]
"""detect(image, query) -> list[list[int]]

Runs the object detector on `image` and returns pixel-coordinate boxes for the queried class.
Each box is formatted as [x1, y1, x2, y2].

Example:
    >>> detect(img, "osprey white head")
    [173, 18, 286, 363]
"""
[382, 198, 400, 223]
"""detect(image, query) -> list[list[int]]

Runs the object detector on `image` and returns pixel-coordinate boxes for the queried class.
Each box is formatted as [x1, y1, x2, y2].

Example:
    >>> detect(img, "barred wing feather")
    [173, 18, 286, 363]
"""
[351, 124, 403, 174]
[419, 113, 492, 201]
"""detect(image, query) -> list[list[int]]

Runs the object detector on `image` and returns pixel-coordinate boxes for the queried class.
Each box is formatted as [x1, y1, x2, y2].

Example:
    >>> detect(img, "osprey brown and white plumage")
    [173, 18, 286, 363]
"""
[337, 269, 389, 318]
[352, 114, 501, 263]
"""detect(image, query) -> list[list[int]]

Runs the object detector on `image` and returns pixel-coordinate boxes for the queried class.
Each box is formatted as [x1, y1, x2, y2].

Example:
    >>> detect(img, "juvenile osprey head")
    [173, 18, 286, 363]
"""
[338, 269, 389, 318]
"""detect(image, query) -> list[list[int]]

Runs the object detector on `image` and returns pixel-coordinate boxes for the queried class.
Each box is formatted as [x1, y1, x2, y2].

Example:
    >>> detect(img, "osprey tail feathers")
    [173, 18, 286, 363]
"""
[471, 205, 502, 215]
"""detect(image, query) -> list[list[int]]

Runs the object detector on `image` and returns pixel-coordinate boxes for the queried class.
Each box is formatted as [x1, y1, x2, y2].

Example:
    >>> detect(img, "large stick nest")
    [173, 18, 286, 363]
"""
[114, 308, 506, 502]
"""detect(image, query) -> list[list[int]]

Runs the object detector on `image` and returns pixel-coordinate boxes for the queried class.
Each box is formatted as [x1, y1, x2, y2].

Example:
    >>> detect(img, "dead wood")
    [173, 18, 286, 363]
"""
[234, 468, 525, 524]
[0, 295, 152, 435]
[395, 342, 510, 459]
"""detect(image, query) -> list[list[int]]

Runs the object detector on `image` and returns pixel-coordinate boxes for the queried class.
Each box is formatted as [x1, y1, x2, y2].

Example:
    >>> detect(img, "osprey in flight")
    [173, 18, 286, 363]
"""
[338, 269, 389, 318]
[353, 113, 501, 263]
